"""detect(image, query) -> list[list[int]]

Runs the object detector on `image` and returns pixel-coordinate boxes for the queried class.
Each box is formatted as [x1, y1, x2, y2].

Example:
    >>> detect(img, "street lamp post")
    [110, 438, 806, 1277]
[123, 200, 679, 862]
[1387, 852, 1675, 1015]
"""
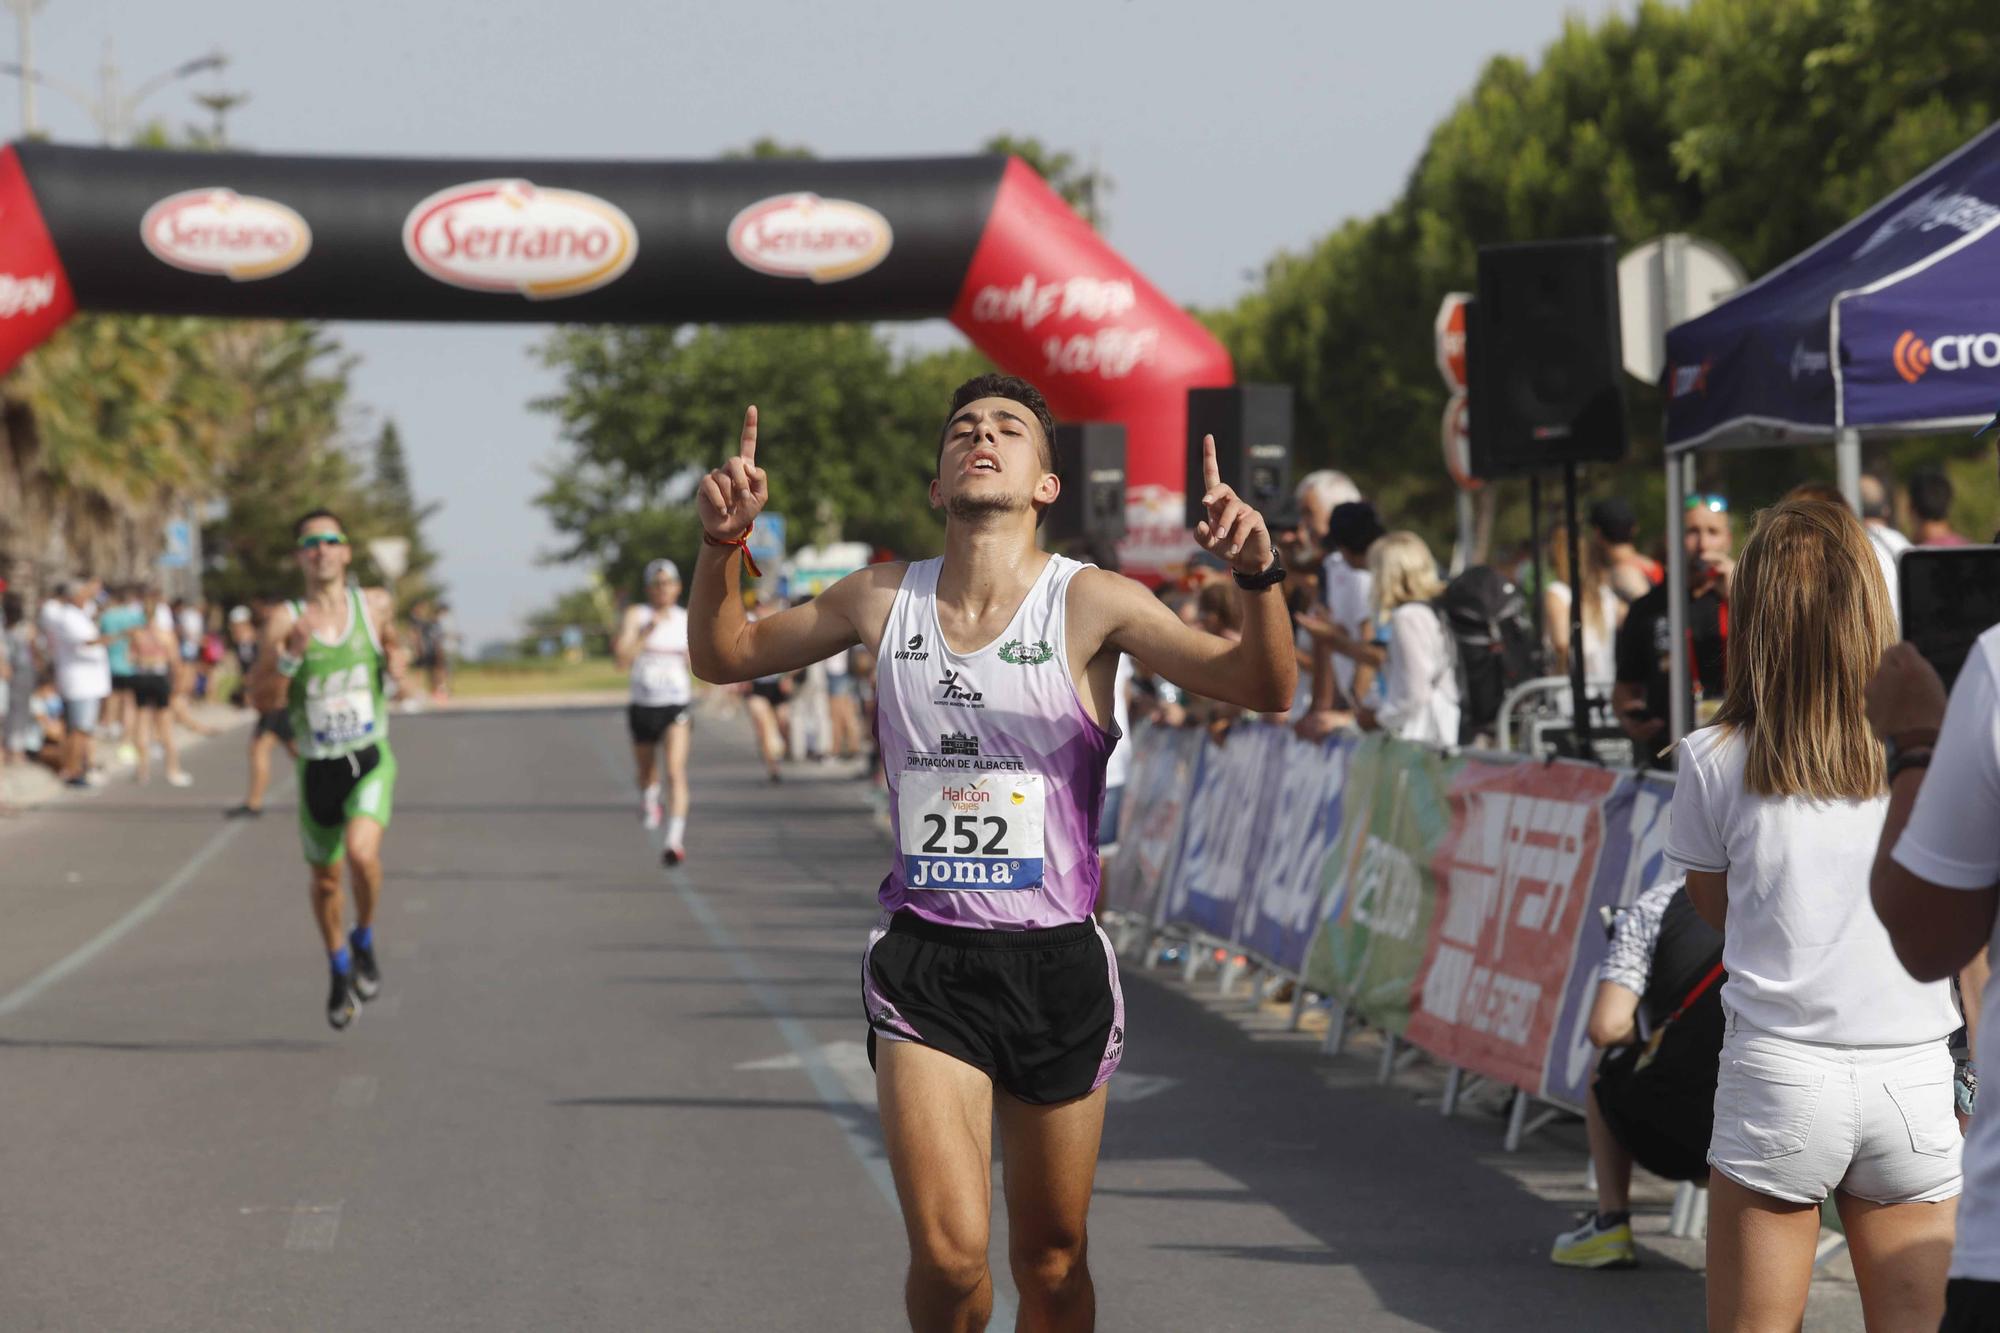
[0, 21, 226, 143]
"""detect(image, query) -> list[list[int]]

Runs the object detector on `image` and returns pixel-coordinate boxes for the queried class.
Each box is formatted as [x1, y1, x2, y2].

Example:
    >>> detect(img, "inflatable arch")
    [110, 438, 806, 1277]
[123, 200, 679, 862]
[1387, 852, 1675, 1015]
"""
[0, 144, 1233, 567]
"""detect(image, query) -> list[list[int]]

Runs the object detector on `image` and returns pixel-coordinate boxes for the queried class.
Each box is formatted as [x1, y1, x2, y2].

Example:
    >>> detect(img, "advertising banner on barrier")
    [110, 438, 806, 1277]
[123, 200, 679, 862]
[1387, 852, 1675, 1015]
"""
[1402, 758, 1621, 1094]
[1235, 732, 1355, 973]
[1302, 738, 1463, 1034]
[1541, 770, 1678, 1105]
[1099, 723, 1204, 925]
[1164, 725, 1288, 939]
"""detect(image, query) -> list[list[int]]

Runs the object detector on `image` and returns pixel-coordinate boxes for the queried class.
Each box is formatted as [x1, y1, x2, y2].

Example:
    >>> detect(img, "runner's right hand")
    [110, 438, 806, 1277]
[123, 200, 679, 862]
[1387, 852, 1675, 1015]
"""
[698, 406, 768, 543]
[282, 608, 315, 658]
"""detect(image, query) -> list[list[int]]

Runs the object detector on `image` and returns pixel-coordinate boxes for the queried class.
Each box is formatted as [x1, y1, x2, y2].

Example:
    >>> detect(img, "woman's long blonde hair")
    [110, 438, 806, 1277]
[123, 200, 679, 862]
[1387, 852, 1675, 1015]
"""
[1710, 498, 1891, 800]
[1369, 531, 1447, 620]
[1546, 523, 1608, 636]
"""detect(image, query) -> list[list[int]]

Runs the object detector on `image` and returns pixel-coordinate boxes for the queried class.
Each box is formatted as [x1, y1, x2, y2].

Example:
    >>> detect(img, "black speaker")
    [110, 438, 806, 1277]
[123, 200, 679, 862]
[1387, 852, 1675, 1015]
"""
[1469, 237, 1628, 476]
[1185, 385, 1293, 529]
[1045, 423, 1127, 546]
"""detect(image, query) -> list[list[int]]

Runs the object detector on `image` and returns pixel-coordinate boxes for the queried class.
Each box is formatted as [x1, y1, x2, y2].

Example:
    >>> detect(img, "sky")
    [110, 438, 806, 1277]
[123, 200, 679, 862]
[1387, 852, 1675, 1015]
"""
[18, 0, 1626, 647]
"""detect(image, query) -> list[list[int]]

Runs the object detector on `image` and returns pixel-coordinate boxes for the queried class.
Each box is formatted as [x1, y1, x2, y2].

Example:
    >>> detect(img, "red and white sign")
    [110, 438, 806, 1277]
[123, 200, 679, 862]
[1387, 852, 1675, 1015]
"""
[1435, 292, 1470, 391]
[727, 193, 892, 284]
[402, 179, 637, 299]
[0, 147, 75, 374]
[1441, 391, 1479, 491]
[1405, 759, 1619, 1093]
[140, 188, 311, 281]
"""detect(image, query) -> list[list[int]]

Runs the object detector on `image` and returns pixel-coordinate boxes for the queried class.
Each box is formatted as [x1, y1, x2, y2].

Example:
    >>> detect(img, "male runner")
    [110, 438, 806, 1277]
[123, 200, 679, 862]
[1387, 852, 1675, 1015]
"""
[614, 558, 695, 865]
[247, 510, 406, 1031]
[689, 375, 1293, 1332]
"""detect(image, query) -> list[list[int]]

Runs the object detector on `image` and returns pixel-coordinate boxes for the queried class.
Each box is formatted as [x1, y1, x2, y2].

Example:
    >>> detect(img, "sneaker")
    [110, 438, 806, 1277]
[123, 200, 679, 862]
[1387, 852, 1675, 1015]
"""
[1550, 1213, 1637, 1269]
[165, 771, 193, 788]
[349, 934, 381, 1002]
[327, 970, 358, 1031]
[223, 804, 262, 819]
[642, 790, 663, 830]
[662, 844, 686, 867]
[64, 776, 91, 790]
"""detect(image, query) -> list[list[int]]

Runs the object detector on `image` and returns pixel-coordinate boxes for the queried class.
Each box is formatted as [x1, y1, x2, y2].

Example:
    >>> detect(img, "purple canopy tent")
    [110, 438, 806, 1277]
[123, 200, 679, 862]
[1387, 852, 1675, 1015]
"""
[1657, 120, 2000, 739]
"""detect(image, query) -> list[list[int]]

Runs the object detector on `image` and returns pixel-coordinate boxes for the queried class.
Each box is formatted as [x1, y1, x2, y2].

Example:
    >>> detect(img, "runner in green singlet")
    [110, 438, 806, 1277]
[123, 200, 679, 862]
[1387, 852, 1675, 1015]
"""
[248, 508, 407, 1030]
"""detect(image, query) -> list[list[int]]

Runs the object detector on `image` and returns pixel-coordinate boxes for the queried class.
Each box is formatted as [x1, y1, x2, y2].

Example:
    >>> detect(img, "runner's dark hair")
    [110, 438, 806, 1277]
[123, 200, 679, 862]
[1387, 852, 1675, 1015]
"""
[938, 374, 1058, 474]
[293, 507, 346, 538]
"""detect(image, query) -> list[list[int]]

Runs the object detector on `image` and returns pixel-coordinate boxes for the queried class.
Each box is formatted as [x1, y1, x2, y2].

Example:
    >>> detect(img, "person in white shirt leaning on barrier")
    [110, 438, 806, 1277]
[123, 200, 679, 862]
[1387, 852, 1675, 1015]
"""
[1355, 530, 1460, 746]
[1550, 876, 1725, 1271]
[1865, 617, 2000, 1330]
[688, 375, 1293, 1333]
[1665, 497, 1963, 1333]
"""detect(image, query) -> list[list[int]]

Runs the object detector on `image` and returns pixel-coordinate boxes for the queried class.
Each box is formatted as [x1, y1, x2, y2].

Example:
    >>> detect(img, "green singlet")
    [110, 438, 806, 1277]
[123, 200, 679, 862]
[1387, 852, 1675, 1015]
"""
[288, 587, 396, 866]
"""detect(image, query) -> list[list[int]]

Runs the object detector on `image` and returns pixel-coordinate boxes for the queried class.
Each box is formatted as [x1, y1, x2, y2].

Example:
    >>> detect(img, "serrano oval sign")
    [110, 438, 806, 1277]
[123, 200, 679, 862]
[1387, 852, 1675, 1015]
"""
[402, 179, 638, 299]
[141, 188, 312, 281]
[728, 193, 892, 284]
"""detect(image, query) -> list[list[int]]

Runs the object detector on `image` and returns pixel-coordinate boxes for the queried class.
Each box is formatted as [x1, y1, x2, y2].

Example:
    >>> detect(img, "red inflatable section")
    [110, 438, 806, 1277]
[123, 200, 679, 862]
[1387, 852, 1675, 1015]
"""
[0, 146, 75, 373]
[950, 158, 1235, 574]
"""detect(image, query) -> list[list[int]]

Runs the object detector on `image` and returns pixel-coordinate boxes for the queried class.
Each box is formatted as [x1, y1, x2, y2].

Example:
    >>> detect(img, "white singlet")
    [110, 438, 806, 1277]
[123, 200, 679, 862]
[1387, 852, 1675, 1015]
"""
[630, 606, 693, 707]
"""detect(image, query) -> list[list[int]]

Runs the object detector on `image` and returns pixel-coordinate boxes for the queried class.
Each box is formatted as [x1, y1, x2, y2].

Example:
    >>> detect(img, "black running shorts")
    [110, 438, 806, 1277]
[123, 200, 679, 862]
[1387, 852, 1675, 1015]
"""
[131, 674, 170, 710]
[255, 709, 294, 742]
[862, 911, 1124, 1105]
[1943, 1279, 2000, 1331]
[627, 702, 690, 743]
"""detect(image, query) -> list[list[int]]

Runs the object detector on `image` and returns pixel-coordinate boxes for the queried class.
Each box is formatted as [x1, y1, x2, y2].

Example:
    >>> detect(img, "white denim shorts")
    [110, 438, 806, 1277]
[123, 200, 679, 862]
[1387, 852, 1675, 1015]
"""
[1709, 1020, 1962, 1206]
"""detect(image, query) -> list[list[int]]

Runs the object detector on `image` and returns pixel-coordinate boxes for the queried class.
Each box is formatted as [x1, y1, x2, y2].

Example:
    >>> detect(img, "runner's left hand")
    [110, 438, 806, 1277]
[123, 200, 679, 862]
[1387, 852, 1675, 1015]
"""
[1193, 434, 1274, 577]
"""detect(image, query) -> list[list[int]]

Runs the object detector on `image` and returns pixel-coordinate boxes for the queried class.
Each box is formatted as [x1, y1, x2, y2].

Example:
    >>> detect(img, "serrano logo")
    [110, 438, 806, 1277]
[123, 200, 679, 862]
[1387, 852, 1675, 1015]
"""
[1894, 329, 2000, 383]
[140, 189, 311, 281]
[402, 179, 637, 299]
[728, 193, 892, 283]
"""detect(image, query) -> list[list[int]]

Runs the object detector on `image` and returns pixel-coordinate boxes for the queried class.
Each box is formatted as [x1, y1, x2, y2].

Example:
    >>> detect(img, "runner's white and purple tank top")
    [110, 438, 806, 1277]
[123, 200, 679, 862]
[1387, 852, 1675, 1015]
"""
[873, 554, 1118, 929]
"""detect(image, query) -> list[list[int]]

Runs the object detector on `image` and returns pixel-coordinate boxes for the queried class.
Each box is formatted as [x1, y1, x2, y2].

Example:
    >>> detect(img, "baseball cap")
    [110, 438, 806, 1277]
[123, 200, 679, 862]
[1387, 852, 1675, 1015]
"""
[1588, 496, 1637, 542]
[644, 558, 681, 583]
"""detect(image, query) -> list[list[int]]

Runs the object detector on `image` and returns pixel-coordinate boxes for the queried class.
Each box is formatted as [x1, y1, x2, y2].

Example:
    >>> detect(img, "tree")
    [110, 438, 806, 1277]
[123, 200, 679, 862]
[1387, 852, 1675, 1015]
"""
[370, 419, 446, 609]
[981, 134, 1111, 228]
[1216, 0, 2000, 561]
[534, 324, 991, 596]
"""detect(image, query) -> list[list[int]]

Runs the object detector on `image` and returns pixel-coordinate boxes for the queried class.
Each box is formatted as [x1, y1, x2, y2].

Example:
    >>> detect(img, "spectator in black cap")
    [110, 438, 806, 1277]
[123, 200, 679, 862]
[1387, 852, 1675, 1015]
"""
[1589, 496, 1663, 606]
[1295, 501, 1386, 739]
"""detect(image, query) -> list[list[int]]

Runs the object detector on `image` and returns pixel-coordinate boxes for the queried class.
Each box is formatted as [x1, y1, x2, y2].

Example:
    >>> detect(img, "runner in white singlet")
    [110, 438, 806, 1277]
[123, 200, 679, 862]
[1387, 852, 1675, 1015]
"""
[614, 559, 695, 865]
[687, 375, 1295, 1332]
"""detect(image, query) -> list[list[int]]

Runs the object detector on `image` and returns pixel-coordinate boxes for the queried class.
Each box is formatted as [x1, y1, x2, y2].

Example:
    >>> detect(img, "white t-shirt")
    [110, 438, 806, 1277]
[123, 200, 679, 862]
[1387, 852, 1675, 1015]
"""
[40, 600, 111, 702]
[1545, 579, 1621, 685]
[1320, 554, 1373, 701]
[1103, 653, 1137, 790]
[1664, 722, 1957, 1045]
[1377, 602, 1460, 746]
[1891, 626, 2000, 1280]
[628, 605, 692, 707]
[1867, 523, 1910, 630]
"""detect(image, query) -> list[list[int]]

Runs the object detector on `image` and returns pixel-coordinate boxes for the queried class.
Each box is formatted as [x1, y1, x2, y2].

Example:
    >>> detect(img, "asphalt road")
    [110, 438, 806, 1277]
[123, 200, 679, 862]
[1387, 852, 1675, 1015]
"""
[0, 703, 1865, 1331]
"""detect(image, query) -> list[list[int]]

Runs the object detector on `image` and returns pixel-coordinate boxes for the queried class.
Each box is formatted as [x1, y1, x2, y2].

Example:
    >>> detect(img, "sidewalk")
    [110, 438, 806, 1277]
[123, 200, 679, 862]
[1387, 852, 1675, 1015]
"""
[0, 700, 251, 812]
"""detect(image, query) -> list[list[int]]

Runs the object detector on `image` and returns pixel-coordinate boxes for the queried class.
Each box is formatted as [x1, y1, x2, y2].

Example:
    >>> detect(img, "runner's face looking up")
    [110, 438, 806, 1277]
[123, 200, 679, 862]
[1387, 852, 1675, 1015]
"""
[295, 516, 352, 589]
[931, 396, 1058, 523]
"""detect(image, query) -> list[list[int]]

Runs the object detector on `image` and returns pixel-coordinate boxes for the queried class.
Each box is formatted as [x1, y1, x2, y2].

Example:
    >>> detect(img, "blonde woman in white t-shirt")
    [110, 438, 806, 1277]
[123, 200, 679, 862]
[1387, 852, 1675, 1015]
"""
[1667, 498, 1960, 1332]
[1356, 531, 1459, 746]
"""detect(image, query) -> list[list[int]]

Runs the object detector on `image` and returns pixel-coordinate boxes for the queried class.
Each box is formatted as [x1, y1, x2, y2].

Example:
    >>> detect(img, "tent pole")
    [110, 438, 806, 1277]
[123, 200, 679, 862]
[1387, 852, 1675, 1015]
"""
[1667, 449, 1690, 748]
[1837, 428, 1863, 511]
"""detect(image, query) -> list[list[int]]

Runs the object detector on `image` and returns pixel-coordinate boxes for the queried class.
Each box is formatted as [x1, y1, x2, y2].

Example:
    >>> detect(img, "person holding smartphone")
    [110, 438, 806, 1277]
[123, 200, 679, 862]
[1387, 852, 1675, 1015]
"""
[1612, 493, 1733, 763]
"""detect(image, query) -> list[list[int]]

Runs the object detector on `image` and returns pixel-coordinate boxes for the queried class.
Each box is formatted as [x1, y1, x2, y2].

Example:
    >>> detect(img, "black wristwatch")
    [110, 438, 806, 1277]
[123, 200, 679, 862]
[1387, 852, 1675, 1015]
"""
[1232, 551, 1287, 591]
[1885, 728, 1940, 784]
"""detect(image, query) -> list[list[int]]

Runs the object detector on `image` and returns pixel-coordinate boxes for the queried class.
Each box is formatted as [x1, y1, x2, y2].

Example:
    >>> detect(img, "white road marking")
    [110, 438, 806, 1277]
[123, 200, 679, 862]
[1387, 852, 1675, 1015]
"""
[283, 1201, 341, 1252]
[737, 1040, 877, 1107]
[0, 771, 294, 1018]
[332, 1075, 378, 1109]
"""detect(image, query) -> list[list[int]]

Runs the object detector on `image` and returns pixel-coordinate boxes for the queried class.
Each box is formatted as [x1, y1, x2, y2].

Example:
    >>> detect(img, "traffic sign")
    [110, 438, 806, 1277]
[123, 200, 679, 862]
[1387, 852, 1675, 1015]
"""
[1435, 292, 1471, 391]
[1617, 234, 1746, 382]
[157, 519, 192, 569]
[1441, 392, 1479, 491]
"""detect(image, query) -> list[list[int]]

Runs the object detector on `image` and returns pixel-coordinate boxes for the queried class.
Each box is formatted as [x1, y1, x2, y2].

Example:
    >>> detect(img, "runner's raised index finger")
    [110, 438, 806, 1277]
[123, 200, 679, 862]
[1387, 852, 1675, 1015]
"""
[1200, 434, 1221, 496]
[740, 405, 758, 464]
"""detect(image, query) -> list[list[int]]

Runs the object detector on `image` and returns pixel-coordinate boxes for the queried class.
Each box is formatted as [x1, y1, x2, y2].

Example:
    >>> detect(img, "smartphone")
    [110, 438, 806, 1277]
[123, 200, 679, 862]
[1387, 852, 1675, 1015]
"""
[1900, 546, 2000, 691]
